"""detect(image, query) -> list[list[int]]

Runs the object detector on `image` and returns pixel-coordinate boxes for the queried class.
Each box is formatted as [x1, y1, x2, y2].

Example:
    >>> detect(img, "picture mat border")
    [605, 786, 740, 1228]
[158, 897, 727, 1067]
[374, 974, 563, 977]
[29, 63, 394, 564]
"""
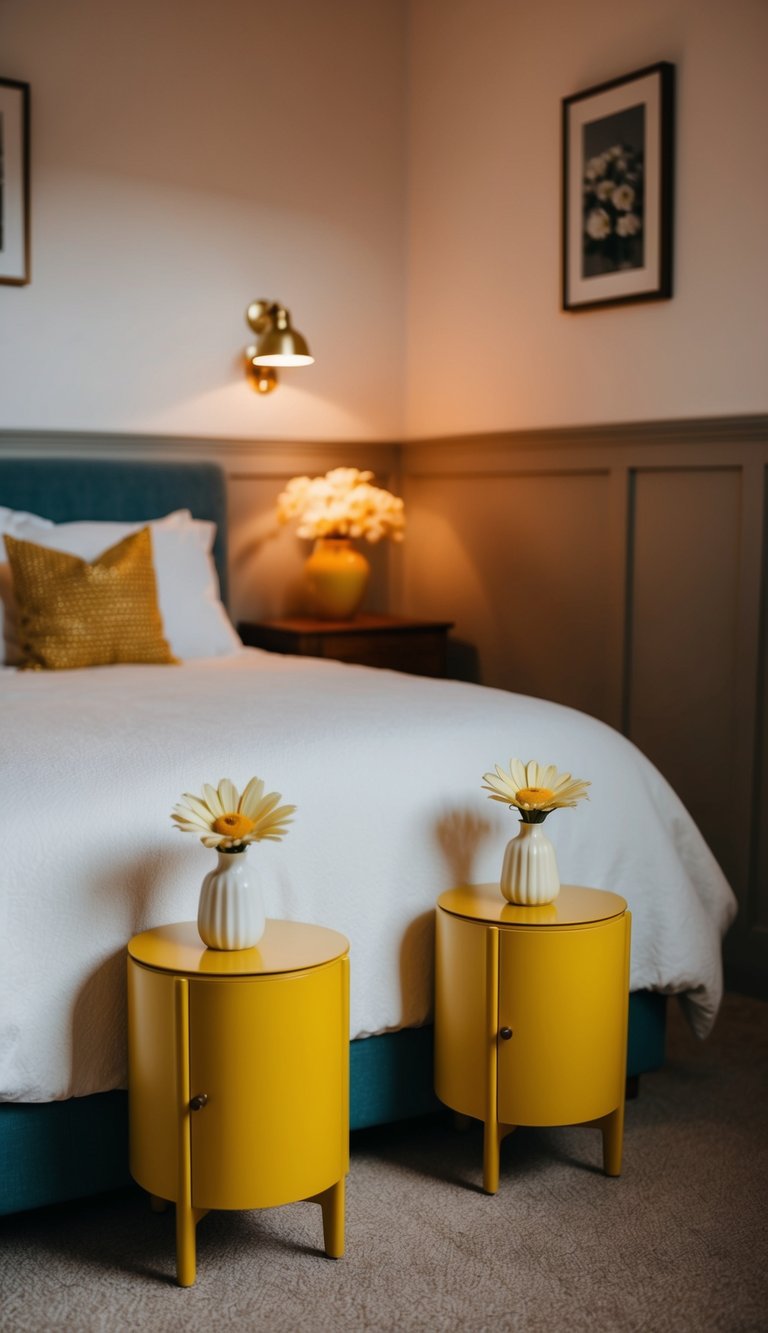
[0, 77, 30, 285]
[562, 62, 674, 312]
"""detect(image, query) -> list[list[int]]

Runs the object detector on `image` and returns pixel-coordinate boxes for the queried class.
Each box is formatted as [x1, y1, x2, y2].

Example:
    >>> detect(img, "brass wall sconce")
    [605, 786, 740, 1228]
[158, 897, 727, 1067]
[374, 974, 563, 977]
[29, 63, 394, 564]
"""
[244, 300, 314, 394]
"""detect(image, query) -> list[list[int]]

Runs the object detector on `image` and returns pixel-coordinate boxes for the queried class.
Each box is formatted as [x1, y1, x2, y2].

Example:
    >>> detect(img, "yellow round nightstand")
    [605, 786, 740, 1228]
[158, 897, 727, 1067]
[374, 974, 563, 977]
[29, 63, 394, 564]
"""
[127, 919, 349, 1286]
[434, 884, 631, 1194]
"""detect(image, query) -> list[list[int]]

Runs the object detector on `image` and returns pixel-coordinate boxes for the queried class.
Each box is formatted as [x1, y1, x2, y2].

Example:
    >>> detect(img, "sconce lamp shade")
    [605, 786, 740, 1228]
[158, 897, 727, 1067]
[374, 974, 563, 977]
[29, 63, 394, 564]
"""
[246, 300, 314, 368]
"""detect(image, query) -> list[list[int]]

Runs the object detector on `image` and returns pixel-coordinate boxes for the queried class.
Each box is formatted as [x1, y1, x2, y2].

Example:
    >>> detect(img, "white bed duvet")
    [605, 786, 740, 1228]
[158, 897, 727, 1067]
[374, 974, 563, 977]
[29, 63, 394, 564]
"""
[1, 649, 736, 1102]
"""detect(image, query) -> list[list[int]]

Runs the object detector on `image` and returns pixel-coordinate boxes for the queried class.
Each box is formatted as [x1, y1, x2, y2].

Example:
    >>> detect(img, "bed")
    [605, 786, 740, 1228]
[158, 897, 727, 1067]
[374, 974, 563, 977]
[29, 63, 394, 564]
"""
[0, 456, 737, 1216]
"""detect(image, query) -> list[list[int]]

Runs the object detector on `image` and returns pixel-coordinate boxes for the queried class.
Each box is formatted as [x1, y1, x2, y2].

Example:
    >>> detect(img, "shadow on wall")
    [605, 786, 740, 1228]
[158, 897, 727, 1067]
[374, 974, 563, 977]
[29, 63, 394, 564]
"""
[72, 949, 128, 1094]
[399, 912, 436, 1021]
[434, 807, 493, 885]
[71, 843, 196, 1093]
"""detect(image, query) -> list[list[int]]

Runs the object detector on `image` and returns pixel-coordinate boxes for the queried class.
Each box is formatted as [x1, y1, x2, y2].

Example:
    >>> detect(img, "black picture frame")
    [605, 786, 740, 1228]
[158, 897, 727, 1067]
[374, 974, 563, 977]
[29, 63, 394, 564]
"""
[0, 77, 30, 285]
[562, 62, 674, 312]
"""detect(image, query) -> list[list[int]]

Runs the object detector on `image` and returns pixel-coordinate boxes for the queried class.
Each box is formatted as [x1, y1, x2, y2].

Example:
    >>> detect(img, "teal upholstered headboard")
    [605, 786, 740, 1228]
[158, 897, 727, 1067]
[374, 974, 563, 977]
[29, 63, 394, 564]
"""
[0, 457, 230, 604]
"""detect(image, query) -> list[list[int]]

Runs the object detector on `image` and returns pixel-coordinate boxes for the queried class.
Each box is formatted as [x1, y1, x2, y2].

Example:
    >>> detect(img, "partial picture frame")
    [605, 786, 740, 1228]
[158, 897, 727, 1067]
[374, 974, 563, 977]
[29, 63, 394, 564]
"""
[0, 77, 31, 285]
[562, 62, 674, 312]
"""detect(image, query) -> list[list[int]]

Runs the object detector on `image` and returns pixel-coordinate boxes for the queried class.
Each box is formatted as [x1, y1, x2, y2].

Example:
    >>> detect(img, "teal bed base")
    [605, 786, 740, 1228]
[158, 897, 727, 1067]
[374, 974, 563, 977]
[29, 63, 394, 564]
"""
[0, 456, 667, 1216]
[0, 996, 666, 1217]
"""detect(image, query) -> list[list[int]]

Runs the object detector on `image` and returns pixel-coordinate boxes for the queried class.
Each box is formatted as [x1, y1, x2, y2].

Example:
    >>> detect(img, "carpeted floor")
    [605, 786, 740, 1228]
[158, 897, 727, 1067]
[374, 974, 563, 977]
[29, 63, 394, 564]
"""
[1, 992, 766, 1333]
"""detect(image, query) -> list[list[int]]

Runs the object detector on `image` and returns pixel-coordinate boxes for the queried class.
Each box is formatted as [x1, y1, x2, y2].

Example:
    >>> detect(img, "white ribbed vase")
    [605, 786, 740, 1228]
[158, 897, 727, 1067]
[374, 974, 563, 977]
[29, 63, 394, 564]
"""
[500, 821, 561, 906]
[197, 850, 266, 950]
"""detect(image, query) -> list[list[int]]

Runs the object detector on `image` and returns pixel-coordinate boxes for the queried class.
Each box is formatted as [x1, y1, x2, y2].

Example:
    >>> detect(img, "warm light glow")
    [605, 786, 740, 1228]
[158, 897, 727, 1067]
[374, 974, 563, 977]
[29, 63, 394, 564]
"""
[251, 352, 315, 367]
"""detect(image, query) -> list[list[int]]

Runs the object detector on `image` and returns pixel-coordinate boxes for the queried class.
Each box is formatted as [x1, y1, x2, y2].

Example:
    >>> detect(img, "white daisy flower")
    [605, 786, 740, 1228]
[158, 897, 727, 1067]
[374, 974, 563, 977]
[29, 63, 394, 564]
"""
[585, 208, 612, 240]
[482, 759, 590, 824]
[172, 777, 296, 851]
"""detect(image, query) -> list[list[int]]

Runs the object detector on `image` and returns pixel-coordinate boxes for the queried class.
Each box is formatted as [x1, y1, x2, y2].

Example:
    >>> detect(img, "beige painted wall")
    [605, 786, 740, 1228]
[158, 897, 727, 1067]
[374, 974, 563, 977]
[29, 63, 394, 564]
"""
[0, 0, 408, 441]
[406, 0, 768, 435]
[3, 1, 765, 443]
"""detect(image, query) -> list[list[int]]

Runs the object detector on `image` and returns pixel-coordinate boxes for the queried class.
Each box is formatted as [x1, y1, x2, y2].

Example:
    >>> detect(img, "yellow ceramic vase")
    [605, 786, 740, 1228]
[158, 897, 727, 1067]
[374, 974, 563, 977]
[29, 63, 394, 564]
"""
[304, 537, 370, 619]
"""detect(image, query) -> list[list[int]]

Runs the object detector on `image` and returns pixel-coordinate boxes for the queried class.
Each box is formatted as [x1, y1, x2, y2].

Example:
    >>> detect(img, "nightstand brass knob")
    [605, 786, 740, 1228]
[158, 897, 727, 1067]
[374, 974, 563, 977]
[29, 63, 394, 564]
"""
[499, 1027, 513, 1041]
[189, 1093, 209, 1111]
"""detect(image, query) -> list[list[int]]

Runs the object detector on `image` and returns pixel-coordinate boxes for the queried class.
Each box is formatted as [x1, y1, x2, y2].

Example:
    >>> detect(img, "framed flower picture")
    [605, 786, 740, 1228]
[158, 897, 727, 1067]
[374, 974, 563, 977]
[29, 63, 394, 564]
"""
[562, 63, 674, 312]
[0, 77, 30, 285]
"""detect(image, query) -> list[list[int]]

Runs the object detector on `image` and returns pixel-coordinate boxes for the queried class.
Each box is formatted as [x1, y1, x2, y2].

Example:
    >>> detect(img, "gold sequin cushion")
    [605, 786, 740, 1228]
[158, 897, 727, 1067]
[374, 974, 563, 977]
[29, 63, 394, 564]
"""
[4, 527, 178, 670]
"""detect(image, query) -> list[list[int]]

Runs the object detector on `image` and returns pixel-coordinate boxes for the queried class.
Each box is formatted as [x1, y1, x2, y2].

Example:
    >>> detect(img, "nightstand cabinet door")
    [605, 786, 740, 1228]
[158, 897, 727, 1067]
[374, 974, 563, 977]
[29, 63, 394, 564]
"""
[497, 915, 629, 1126]
[127, 961, 182, 1205]
[434, 910, 488, 1123]
[189, 962, 348, 1211]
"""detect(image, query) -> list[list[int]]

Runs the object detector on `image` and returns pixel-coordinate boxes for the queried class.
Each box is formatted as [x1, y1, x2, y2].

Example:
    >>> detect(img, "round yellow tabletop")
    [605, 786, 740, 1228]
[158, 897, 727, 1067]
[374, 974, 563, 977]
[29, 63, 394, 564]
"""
[128, 919, 349, 976]
[436, 883, 627, 927]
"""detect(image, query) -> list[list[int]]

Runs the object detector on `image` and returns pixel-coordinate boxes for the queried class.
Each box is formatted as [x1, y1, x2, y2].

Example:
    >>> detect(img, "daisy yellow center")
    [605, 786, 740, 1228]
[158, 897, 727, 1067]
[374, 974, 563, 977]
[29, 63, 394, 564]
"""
[516, 787, 555, 805]
[212, 812, 255, 838]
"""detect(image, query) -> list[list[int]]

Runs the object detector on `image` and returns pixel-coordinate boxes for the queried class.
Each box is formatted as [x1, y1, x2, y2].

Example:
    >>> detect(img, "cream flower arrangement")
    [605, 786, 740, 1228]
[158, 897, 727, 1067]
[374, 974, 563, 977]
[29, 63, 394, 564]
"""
[276, 467, 405, 544]
[172, 777, 295, 853]
[583, 142, 643, 270]
[482, 759, 590, 824]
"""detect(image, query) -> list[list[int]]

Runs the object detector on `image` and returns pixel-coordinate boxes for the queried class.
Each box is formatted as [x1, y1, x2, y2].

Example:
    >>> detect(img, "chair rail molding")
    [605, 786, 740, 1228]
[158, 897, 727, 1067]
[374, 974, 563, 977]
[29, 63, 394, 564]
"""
[0, 428, 400, 479]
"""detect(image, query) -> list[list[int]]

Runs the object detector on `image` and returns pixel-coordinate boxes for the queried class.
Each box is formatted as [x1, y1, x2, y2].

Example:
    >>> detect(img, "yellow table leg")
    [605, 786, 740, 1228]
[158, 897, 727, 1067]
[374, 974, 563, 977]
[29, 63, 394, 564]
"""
[173, 976, 200, 1287]
[175, 1206, 208, 1287]
[600, 1103, 624, 1177]
[482, 1119, 501, 1194]
[175, 1200, 196, 1288]
[312, 1179, 345, 1258]
[482, 1121, 516, 1194]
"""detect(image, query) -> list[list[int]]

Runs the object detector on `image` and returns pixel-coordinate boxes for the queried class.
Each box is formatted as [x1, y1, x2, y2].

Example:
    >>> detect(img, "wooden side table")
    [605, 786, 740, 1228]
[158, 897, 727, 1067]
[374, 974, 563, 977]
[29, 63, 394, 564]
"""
[434, 884, 631, 1194]
[238, 614, 454, 677]
[127, 920, 349, 1286]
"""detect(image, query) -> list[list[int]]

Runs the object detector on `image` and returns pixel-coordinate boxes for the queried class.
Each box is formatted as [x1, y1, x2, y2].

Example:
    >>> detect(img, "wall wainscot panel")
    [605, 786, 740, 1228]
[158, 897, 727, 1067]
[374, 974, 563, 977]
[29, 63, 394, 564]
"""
[626, 467, 742, 896]
[749, 465, 768, 987]
[400, 469, 620, 726]
[401, 417, 768, 996]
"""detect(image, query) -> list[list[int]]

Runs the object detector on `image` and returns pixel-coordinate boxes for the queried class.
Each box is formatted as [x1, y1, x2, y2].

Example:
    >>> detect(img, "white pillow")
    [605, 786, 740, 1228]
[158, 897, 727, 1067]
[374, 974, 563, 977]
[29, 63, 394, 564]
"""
[1, 508, 241, 663]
